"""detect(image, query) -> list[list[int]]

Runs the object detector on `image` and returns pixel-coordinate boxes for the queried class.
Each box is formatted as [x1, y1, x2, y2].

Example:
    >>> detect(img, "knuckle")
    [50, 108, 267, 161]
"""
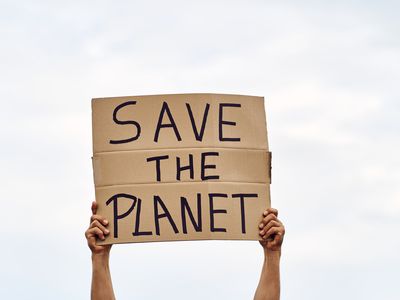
[268, 208, 278, 215]
[264, 215, 276, 223]
[93, 214, 103, 222]
[92, 220, 101, 227]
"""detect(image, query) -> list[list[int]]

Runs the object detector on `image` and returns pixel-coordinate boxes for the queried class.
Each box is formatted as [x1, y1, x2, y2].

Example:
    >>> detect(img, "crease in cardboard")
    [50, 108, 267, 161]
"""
[94, 147, 270, 155]
[95, 181, 270, 189]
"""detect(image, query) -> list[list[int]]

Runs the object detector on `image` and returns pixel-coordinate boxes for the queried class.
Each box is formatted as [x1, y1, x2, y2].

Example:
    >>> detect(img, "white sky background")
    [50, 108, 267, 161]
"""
[0, 0, 399, 299]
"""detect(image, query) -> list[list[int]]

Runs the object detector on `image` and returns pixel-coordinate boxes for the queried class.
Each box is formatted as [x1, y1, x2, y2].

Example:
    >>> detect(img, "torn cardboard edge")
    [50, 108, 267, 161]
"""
[92, 92, 265, 101]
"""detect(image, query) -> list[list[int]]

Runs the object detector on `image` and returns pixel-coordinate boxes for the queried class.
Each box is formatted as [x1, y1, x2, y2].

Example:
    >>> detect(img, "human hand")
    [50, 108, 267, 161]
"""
[85, 201, 112, 256]
[258, 208, 285, 251]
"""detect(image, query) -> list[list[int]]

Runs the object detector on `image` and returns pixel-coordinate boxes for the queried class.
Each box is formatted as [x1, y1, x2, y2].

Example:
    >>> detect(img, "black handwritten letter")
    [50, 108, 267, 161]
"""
[232, 193, 258, 234]
[153, 195, 179, 235]
[201, 152, 220, 180]
[185, 103, 210, 141]
[154, 101, 182, 142]
[176, 154, 194, 181]
[132, 198, 152, 236]
[218, 103, 241, 142]
[106, 193, 137, 238]
[209, 193, 227, 232]
[181, 194, 202, 234]
[146, 155, 169, 181]
[110, 101, 141, 144]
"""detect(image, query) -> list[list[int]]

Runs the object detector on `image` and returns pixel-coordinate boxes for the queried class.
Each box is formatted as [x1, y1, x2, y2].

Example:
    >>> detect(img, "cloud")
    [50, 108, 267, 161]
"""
[0, 1, 399, 299]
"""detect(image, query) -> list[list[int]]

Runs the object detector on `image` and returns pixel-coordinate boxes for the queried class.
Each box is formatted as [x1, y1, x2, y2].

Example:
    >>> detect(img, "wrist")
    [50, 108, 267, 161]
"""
[264, 248, 281, 261]
[92, 252, 110, 264]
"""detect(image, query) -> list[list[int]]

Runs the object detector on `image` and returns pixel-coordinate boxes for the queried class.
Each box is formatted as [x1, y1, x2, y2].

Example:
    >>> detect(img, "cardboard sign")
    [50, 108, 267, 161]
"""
[92, 93, 271, 245]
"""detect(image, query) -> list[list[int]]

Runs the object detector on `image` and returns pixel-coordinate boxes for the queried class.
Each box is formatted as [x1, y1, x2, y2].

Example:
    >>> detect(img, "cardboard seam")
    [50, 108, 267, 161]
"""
[95, 181, 269, 189]
[94, 148, 270, 155]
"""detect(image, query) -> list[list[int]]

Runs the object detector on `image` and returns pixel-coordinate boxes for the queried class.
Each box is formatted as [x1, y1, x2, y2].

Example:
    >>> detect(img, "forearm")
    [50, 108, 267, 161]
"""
[254, 249, 281, 300]
[91, 253, 116, 300]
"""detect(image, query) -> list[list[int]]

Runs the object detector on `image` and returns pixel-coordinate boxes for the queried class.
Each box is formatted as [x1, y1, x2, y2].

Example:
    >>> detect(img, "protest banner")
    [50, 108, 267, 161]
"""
[92, 93, 271, 244]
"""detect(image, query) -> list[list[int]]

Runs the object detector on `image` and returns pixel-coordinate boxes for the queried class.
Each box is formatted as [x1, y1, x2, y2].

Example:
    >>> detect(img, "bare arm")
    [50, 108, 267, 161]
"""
[254, 208, 285, 300]
[85, 201, 115, 300]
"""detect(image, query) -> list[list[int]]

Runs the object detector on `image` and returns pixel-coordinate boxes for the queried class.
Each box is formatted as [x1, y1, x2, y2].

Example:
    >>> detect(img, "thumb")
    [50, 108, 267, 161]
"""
[91, 201, 97, 214]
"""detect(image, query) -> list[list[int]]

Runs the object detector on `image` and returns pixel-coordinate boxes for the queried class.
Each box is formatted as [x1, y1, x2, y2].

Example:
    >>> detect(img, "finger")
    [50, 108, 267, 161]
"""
[263, 225, 285, 241]
[259, 213, 277, 229]
[90, 214, 109, 226]
[259, 220, 281, 235]
[267, 208, 278, 217]
[91, 201, 97, 215]
[265, 231, 284, 249]
[263, 214, 277, 223]
[86, 227, 105, 240]
[263, 208, 278, 217]
[90, 220, 110, 235]
[270, 232, 283, 246]
[85, 227, 104, 239]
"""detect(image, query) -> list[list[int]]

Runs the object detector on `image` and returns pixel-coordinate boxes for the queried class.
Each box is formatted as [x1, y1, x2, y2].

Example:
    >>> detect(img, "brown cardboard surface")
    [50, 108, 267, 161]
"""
[96, 182, 270, 245]
[92, 93, 268, 153]
[92, 93, 271, 245]
[93, 148, 271, 186]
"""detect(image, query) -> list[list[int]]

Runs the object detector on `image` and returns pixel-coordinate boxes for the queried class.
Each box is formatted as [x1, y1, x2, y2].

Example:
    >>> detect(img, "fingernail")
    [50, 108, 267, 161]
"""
[105, 229, 109, 234]
[259, 224, 264, 229]
[104, 220, 108, 225]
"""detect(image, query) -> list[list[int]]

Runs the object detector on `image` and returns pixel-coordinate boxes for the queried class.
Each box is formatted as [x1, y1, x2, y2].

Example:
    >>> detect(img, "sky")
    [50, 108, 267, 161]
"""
[0, 0, 399, 299]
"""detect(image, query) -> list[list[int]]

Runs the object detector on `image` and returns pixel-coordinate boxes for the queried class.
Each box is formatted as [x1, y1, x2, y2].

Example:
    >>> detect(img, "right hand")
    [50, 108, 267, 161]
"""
[258, 208, 285, 251]
[85, 201, 112, 256]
